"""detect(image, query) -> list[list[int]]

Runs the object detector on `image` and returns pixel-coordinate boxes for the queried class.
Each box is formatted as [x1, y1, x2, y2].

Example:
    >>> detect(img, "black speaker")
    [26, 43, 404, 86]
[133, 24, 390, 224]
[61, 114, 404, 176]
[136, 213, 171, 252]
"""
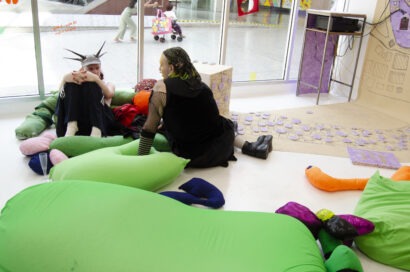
[315, 16, 360, 32]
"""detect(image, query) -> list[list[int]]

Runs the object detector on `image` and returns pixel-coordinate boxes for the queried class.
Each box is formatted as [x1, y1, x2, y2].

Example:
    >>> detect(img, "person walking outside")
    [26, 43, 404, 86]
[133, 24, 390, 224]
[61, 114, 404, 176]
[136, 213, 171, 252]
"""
[114, 0, 159, 42]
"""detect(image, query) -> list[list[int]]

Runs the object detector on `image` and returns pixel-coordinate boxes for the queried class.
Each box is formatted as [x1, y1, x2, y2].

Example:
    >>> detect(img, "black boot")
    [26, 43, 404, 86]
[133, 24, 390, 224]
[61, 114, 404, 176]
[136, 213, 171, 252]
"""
[242, 140, 269, 159]
[256, 135, 273, 152]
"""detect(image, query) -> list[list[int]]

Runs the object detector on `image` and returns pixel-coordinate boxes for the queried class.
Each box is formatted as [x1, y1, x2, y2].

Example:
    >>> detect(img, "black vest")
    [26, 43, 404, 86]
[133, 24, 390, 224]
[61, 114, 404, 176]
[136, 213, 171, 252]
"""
[162, 78, 223, 157]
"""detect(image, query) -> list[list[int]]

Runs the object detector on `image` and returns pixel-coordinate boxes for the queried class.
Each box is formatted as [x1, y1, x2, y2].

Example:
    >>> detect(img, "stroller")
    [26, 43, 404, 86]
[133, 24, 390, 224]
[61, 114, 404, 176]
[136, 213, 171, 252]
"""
[152, 7, 183, 42]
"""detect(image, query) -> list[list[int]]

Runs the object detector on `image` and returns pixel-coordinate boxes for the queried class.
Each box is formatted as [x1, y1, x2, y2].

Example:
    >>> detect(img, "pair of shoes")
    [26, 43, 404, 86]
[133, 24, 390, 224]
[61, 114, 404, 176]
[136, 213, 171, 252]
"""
[257, 135, 273, 152]
[241, 135, 273, 160]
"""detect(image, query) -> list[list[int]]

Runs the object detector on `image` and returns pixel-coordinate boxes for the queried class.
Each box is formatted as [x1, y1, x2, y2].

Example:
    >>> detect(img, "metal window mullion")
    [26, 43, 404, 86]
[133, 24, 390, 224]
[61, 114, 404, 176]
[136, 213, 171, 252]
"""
[283, 0, 300, 80]
[137, 0, 146, 82]
[218, 0, 230, 65]
[31, 0, 45, 99]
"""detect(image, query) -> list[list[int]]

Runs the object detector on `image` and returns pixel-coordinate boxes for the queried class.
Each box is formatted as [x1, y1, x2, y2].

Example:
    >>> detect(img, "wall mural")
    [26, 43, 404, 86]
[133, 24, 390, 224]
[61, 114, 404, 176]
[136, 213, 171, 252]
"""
[360, 0, 410, 105]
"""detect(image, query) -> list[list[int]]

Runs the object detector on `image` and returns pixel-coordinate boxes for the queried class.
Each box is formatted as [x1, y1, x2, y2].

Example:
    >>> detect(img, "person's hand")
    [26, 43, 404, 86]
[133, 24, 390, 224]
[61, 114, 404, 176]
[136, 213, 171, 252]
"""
[71, 68, 98, 84]
[71, 69, 87, 84]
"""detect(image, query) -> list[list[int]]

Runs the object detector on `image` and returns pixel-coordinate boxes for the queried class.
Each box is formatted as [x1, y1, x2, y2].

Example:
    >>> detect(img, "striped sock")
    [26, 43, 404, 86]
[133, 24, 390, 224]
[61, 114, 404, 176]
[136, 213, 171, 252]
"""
[138, 135, 154, 155]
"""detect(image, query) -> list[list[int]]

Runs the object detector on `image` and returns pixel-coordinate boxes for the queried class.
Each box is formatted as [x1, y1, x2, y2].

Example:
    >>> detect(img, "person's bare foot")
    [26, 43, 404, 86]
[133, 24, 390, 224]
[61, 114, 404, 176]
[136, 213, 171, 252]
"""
[114, 38, 122, 43]
[130, 37, 137, 42]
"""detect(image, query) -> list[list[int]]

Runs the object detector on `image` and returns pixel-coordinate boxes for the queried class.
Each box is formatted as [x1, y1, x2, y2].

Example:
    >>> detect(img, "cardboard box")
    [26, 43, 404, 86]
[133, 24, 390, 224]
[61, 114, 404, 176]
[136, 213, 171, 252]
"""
[194, 63, 233, 118]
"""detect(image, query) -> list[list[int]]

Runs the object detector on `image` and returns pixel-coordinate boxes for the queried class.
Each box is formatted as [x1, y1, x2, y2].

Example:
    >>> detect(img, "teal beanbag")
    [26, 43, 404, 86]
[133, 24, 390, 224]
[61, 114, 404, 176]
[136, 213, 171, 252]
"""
[49, 139, 186, 191]
[0, 181, 326, 272]
[354, 171, 410, 270]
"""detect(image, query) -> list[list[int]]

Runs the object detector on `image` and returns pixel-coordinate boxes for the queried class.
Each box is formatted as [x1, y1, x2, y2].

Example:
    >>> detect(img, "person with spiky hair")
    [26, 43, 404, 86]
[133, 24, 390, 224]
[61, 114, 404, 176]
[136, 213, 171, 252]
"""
[55, 42, 116, 137]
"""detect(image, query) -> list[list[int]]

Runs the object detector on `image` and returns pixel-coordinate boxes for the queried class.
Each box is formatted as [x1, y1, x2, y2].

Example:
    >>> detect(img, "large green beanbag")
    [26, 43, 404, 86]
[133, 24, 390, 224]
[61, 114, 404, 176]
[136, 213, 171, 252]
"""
[111, 89, 135, 106]
[49, 139, 186, 191]
[50, 135, 134, 157]
[15, 90, 135, 140]
[15, 110, 52, 140]
[15, 93, 58, 140]
[354, 171, 410, 271]
[49, 133, 170, 157]
[0, 180, 326, 272]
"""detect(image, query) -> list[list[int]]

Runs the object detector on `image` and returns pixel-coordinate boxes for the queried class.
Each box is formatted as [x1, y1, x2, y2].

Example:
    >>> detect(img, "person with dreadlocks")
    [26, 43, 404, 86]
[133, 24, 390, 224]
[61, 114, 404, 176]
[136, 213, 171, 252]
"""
[55, 42, 116, 137]
[137, 47, 273, 168]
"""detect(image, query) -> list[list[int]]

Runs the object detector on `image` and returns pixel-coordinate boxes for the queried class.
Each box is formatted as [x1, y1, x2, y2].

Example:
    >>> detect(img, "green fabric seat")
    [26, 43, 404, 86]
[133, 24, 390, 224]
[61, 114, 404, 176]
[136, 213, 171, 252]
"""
[15, 93, 58, 140]
[49, 139, 186, 191]
[15, 89, 135, 140]
[49, 135, 134, 157]
[110, 89, 135, 106]
[0, 180, 326, 272]
[354, 171, 410, 271]
[49, 134, 170, 157]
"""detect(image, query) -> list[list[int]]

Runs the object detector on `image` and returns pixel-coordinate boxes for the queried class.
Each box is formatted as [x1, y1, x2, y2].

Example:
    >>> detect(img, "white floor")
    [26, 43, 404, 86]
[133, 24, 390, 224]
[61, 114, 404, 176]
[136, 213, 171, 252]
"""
[0, 82, 408, 271]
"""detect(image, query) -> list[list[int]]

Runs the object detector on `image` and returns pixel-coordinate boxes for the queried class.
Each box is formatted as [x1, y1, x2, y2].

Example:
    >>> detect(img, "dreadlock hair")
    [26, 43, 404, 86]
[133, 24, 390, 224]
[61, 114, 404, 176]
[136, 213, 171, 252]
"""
[162, 47, 201, 89]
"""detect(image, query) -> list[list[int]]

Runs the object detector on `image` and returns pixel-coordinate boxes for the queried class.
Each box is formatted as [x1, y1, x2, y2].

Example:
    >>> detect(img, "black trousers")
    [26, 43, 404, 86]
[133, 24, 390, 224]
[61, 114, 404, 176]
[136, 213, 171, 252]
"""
[55, 82, 106, 137]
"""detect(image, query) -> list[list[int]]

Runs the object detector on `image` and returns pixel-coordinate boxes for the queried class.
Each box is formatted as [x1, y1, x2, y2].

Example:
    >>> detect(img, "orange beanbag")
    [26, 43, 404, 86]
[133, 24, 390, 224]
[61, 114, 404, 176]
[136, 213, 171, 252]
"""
[132, 90, 151, 116]
[305, 165, 410, 192]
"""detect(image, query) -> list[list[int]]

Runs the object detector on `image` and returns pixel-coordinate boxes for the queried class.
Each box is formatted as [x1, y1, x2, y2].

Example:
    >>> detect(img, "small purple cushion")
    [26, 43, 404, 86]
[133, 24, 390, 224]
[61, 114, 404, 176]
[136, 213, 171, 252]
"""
[338, 214, 375, 236]
[275, 201, 322, 238]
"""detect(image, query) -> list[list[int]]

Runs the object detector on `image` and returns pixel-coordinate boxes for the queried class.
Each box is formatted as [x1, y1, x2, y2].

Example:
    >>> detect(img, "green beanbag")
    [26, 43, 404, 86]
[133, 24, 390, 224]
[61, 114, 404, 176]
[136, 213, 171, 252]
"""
[354, 171, 410, 271]
[49, 135, 134, 157]
[15, 90, 135, 140]
[49, 139, 186, 191]
[50, 133, 170, 157]
[111, 89, 135, 106]
[0, 180, 326, 272]
[15, 93, 58, 140]
[15, 110, 52, 140]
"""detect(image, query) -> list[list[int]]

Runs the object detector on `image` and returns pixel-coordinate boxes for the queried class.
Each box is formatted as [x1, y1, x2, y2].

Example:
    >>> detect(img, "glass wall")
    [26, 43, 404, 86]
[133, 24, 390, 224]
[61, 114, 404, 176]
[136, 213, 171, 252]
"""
[0, 0, 342, 98]
[37, 0, 142, 92]
[0, 0, 38, 97]
[143, 0, 224, 79]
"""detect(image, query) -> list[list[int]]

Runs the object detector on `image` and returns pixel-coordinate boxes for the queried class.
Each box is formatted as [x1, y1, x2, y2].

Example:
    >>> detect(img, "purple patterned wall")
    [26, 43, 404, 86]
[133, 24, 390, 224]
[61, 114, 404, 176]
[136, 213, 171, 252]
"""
[298, 31, 338, 94]
[390, 0, 410, 48]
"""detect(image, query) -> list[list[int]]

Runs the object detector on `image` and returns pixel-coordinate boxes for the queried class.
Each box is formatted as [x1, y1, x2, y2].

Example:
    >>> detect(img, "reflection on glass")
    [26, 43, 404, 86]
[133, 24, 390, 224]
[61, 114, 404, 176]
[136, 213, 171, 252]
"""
[240, 0, 252, 13]
[0, 0, 345, 99]
[143, 0, 223, 79]
[0, 1, 39, 97]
